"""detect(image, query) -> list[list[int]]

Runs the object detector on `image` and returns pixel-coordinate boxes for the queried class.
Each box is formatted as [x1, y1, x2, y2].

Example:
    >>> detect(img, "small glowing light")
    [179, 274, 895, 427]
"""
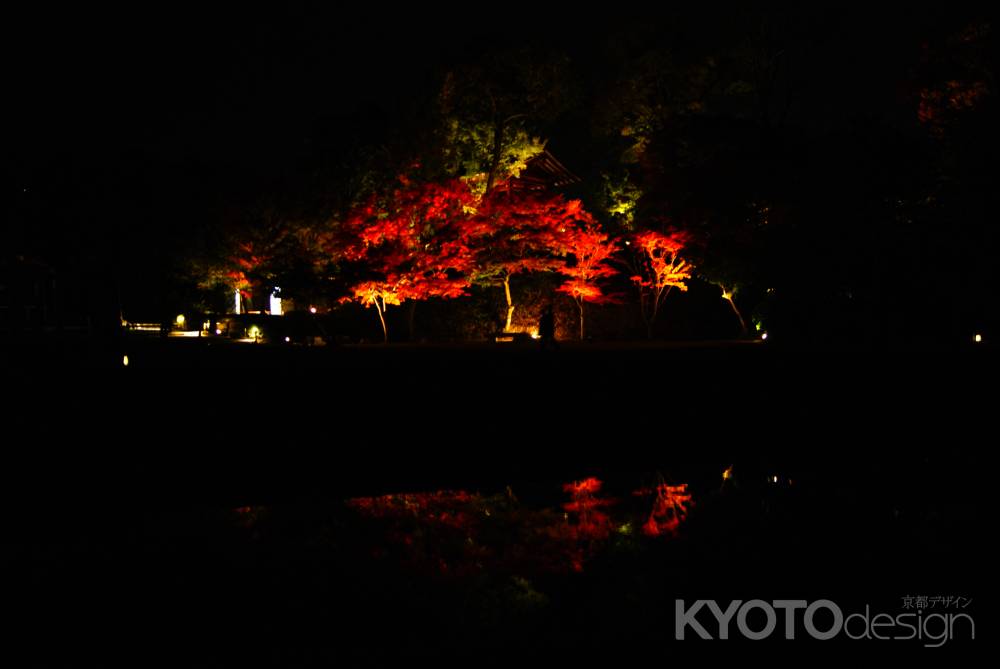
[215, 329, 222, 335]
[721, 290, 732, 301]
[284, 336, 291, 342]
[624, 240, 631, 245]
[974, 333, 982, 343]
[722, 465, 733, 481]
[248, 325, 261, 341]
[761, 332, 768, 340]
[122, 355, 129, 367]
[772, 475, 779, 483]
[234, 290, 241, 314]
[530, 329, 540, 340]
[175, 314, 185, 326]
[309, 307, 317, 314]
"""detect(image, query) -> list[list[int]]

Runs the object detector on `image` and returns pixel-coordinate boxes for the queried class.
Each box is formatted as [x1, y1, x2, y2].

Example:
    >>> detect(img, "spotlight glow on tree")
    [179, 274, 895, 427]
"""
[561, 477, 615, 569]
[629, 230, 692, 338]
[636, 483, 693, 537]
[556, 226, 620, 339]
[469, 190, 595, 331]
[718, 284, 747, 334]
[339, 177, 479, 342]
[225, 241, 267, 311]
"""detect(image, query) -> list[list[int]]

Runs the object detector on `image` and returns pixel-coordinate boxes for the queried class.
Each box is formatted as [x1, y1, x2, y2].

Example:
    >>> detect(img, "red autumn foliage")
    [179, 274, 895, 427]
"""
[227, 241, 269, 300]
[557, 227, 619, 303]
[332, 173, 608, 339]
[346, 490, 488, 576]
[630, 230, 692, 291]
[629, 229, 693, 336]
[556, 226, 620, 338]
[918, 80, 989, 136]
[634, 483, 693, 537]
[337, 178, 480, 340]
[561, 477, 614, 543]
[562, 477, 604, 497]
[469, 190, 593, 278]
[345, 479, 693, 577]
[347, 490, 477, 530]
[465, 188, 598, 330]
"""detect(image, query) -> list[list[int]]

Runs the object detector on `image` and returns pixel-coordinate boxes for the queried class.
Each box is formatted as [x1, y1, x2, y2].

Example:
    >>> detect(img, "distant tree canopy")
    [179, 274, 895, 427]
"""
[150, 11, 996, 344]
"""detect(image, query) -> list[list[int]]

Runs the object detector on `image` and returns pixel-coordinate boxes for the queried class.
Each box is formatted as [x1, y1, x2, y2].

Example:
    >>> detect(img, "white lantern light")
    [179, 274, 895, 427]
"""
[270, 288, 282, 316]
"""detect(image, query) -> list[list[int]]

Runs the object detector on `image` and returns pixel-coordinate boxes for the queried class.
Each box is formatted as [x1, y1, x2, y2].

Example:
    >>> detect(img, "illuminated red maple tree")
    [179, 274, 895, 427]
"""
[338, 177, 479, 341]
[629, 230, 692, 338]
[200, 239, 274, 313]
[556, 226, 620, 339]
[345, 479, 696, 577]
[562, 477, 614, 541]
[227, 241, 264, 307]
[468, 190, 595, 331]
[346, 490, 486, 576]
[635, 483, 693, 537]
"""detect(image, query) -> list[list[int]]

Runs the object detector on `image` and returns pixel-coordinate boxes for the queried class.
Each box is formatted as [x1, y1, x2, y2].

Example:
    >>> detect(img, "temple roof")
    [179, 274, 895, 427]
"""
[509, 150, 580, 191]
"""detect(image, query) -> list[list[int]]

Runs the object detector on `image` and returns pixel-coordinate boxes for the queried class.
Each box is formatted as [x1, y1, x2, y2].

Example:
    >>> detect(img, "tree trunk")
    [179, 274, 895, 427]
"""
[649, 286, 673, 339]
[724, 294, 748, 335]
[375, 299, 388, 343]
[484, 113, 526, 196]
[577, 298, 585, 340]
[485, 118, 504, 196]
[503, 276, 514, 332]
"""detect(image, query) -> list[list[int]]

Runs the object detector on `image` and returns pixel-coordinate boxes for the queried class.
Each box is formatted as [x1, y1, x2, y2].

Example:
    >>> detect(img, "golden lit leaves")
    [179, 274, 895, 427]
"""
[630, 230, 693, 295]
[556, 226, 620, 305]
[340, 178, 480, 314]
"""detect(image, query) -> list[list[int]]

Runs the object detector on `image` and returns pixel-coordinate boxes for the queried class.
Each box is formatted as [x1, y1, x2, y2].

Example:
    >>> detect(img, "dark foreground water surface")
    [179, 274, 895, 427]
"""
[4, 340, 990, 664]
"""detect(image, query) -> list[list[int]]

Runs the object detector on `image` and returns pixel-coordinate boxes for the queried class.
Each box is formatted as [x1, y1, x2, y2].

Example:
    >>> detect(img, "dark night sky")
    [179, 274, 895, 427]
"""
[6, 4, 967, 169]
[6, 7, 441, 165]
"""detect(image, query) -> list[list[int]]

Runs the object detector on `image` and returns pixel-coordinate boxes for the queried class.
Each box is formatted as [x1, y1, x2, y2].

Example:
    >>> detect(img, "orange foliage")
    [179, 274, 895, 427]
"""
[630, 230, 692, 293]
[556, 227, 619, 305]
[634, 483, 693, 537]
[562, 477, 614, 543]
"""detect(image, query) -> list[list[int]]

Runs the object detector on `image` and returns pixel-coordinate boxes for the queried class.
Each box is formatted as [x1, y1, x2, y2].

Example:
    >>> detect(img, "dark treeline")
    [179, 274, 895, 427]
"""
[3, 7, 996, 347]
